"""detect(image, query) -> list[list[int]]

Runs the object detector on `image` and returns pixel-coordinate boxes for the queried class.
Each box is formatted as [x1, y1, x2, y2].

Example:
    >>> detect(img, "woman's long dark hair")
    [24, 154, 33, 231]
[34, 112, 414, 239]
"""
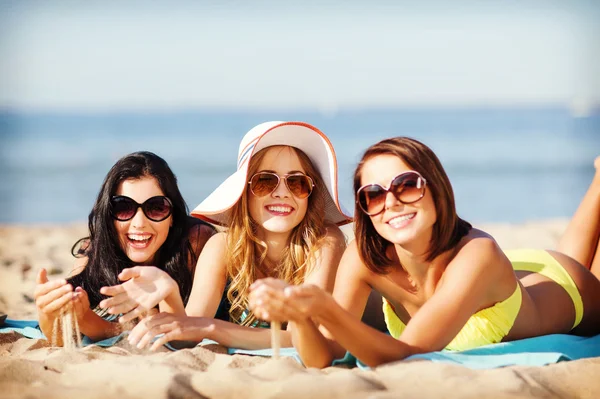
[68, 151, 196, 308]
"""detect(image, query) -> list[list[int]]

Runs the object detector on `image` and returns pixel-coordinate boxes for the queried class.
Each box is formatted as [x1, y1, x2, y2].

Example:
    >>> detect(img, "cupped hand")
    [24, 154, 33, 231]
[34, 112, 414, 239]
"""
[98, 266, 177, 323]
[34, 268, 74, 319]
[127, 312, 210, 351]
[249, 278, 328, 323]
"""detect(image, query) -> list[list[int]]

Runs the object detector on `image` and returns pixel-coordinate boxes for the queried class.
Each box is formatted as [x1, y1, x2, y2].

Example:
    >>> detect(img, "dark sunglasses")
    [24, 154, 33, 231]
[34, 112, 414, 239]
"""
[248, 172, 315, 199]
[110, 195, 173, 222]
[356, 171, 427, 216]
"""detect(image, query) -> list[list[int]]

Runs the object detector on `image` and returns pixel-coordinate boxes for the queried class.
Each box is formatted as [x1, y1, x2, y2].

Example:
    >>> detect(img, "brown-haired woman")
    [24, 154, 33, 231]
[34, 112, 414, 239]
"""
[249, 138, 600, 368]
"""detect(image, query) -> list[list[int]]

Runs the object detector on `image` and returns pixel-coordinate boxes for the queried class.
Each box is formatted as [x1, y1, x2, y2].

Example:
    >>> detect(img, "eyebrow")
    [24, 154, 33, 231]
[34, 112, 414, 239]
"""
[260, 169, 305, 174]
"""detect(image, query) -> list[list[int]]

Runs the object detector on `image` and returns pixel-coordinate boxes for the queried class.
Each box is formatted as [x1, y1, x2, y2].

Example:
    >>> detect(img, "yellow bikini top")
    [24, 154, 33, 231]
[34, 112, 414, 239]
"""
[382, 283, 522, 352]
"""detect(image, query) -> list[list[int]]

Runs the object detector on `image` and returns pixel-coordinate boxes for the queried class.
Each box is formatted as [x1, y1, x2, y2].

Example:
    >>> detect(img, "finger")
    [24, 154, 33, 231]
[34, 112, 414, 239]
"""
[106, 300, 139, 316]
[127, 320, 150, 346]
[34, 278, 68, 298]
[99, 292, 130, 309]
[150, 329, 185, 351]
[36, 268, 48, 285]
[99, 284, 126, 297]
[36, 284, 73, 309]
[119, 307, 146, 324]
[118, 266, 143, 282]
[137, 323, 176, 349]
[75, 286, 88, 298]
[128, 313, 169, 344]
[43, 291, 75, 314]
[72, 292, 86, 318]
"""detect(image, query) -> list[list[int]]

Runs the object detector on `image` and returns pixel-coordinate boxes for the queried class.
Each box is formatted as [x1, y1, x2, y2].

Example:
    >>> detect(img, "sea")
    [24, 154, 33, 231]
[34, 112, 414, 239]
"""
[0, 107, 598, 224]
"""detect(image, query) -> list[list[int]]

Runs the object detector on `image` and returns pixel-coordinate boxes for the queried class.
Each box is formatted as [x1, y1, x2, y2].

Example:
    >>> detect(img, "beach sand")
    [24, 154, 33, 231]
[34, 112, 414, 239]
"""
[1, 220, 600, 398]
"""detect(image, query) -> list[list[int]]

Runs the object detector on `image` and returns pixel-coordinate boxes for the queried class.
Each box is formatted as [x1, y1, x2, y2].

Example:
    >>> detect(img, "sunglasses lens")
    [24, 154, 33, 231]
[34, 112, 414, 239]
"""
[143, 197, 172, 221]
[111, 197, 137, 221]
[391, 173, 424, 204]
[250, 173, 279, 197]
[358, 185, 387, 215]
[285, 175, 313, 199]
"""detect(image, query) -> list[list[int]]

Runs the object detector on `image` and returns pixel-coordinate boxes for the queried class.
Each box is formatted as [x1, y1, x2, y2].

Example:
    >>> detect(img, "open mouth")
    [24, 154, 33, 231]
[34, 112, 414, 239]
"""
[388, 213, 416, 228]
[126, 233, 153, 248]
[265, 205, 294, 216]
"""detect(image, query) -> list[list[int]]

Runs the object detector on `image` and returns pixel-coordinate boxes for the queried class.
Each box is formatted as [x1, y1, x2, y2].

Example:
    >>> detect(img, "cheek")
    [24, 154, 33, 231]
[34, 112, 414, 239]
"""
[155, 219, 172, 241]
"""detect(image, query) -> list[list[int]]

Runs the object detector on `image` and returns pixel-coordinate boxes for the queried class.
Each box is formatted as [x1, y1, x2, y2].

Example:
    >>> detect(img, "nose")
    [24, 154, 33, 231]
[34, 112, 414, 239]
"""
[271, 176, 291, 198]
[384, 190, 401, 211]
[130, 207, 148, 228]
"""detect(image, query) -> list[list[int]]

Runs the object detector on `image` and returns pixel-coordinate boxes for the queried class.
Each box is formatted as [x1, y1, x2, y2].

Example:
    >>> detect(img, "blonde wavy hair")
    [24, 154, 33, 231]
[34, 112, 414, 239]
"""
[225, 146, 327, 326]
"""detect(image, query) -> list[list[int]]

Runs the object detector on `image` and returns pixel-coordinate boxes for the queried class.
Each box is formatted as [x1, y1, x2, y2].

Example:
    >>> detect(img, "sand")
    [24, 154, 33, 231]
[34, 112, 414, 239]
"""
[2, 220, 600, 398]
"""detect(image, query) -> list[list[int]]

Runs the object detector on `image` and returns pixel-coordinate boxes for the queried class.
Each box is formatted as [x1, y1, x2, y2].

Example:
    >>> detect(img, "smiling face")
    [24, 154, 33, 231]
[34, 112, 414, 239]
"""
[359, 154, 437, 251]
[113, 176, 172, 265]
[247, 146, 310, 239]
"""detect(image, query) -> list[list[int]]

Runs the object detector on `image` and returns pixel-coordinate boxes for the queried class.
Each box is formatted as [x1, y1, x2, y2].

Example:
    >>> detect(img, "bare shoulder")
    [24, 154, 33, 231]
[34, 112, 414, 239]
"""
[189, 221, 217, 247]
[338, 239, 373, 277]
[448, 228, 511, 276]
[203, 231, 228, 251]
[321, 222, 347, 248]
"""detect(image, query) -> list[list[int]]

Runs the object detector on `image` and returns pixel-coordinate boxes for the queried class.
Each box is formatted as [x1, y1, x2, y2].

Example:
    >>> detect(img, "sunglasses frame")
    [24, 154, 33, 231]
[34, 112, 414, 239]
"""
[248, 172, 315, 199]
[356, 171, 427, 216]
[110, 195, 173, 222]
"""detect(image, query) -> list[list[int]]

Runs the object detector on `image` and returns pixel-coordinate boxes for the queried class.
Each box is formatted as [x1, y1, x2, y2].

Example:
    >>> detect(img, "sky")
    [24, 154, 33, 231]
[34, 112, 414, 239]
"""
[0, 0, 599, 111]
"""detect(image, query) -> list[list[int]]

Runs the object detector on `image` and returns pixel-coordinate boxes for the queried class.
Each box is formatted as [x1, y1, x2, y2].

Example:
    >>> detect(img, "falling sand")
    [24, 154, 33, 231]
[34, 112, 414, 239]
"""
[271, 321, 281, 360]
[51, 307, 82, 349]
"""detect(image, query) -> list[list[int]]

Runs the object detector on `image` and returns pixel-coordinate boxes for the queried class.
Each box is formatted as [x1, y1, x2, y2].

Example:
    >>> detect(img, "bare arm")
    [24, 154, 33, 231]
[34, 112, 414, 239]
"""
[131, 226, 347, 350]
[290, 239, 373, 367]
[315, 238, 513, 367]
[152, 222, 217, 315]
[185, 232, 229, 316]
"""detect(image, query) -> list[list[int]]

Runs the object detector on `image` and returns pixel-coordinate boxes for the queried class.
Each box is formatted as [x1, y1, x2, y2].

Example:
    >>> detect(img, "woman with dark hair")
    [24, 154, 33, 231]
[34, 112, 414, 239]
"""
[249, 138, 600, 368]
[33, 151, 216, 344]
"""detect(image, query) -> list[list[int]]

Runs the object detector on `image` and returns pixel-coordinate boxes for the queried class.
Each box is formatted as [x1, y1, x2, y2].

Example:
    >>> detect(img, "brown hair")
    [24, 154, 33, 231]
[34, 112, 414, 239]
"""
[353, 137, 471, 274]
[225, 146, 327, 326]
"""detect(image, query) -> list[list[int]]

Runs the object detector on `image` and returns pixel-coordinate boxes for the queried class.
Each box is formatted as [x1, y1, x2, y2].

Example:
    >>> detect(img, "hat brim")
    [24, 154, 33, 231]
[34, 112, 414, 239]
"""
[191, 122, 352, 226]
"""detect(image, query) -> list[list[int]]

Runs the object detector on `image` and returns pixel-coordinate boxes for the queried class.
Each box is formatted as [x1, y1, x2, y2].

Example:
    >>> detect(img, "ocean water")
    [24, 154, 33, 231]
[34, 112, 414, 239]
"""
[0, 108, 598, 224]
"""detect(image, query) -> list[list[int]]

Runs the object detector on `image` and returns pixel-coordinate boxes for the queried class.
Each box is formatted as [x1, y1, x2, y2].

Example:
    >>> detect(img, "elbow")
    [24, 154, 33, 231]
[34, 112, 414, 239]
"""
[301, 354, 334, 369]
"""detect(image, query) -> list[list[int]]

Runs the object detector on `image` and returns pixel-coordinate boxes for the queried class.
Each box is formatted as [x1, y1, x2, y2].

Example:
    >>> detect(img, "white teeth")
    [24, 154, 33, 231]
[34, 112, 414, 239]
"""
[388, 213, 415, 227]
[267, 206, 292, 213]
[128, 234, 151, 242]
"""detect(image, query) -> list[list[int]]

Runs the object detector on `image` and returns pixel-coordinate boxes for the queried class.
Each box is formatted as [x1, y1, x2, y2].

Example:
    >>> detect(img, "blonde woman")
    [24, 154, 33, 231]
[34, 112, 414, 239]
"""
[101, 121, 351, 350]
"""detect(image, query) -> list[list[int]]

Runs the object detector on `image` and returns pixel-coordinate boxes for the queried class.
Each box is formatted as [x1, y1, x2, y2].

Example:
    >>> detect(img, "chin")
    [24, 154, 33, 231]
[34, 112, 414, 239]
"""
[261, 222, 298, 234]
[127, 252, 153, 265]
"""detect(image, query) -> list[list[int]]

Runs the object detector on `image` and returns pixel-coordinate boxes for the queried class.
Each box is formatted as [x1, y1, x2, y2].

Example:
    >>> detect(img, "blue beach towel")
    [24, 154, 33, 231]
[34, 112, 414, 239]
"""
[3, 318, 599, 369]
[220, 334, 600, 369]
[0, 318, 126, 347]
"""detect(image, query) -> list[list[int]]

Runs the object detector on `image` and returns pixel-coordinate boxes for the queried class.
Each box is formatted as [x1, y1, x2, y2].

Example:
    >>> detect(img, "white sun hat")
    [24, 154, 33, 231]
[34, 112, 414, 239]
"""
[191, 121, 351, 226]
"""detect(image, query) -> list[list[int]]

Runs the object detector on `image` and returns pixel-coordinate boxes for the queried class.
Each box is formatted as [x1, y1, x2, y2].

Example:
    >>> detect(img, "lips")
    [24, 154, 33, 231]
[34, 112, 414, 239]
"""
[265, 204, 295, 216]
[126, 233, 153, 249]
[387, 213, 416, 229]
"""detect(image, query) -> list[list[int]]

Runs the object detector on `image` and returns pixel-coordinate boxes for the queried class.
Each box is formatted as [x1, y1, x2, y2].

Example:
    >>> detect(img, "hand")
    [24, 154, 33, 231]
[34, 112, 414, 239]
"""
[249, 278, 329, 323]
[71, 287, 90, 323]
[127, 312, 211, 351]
[98, 266, 177, 323]
[34, 268, 74, 320]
